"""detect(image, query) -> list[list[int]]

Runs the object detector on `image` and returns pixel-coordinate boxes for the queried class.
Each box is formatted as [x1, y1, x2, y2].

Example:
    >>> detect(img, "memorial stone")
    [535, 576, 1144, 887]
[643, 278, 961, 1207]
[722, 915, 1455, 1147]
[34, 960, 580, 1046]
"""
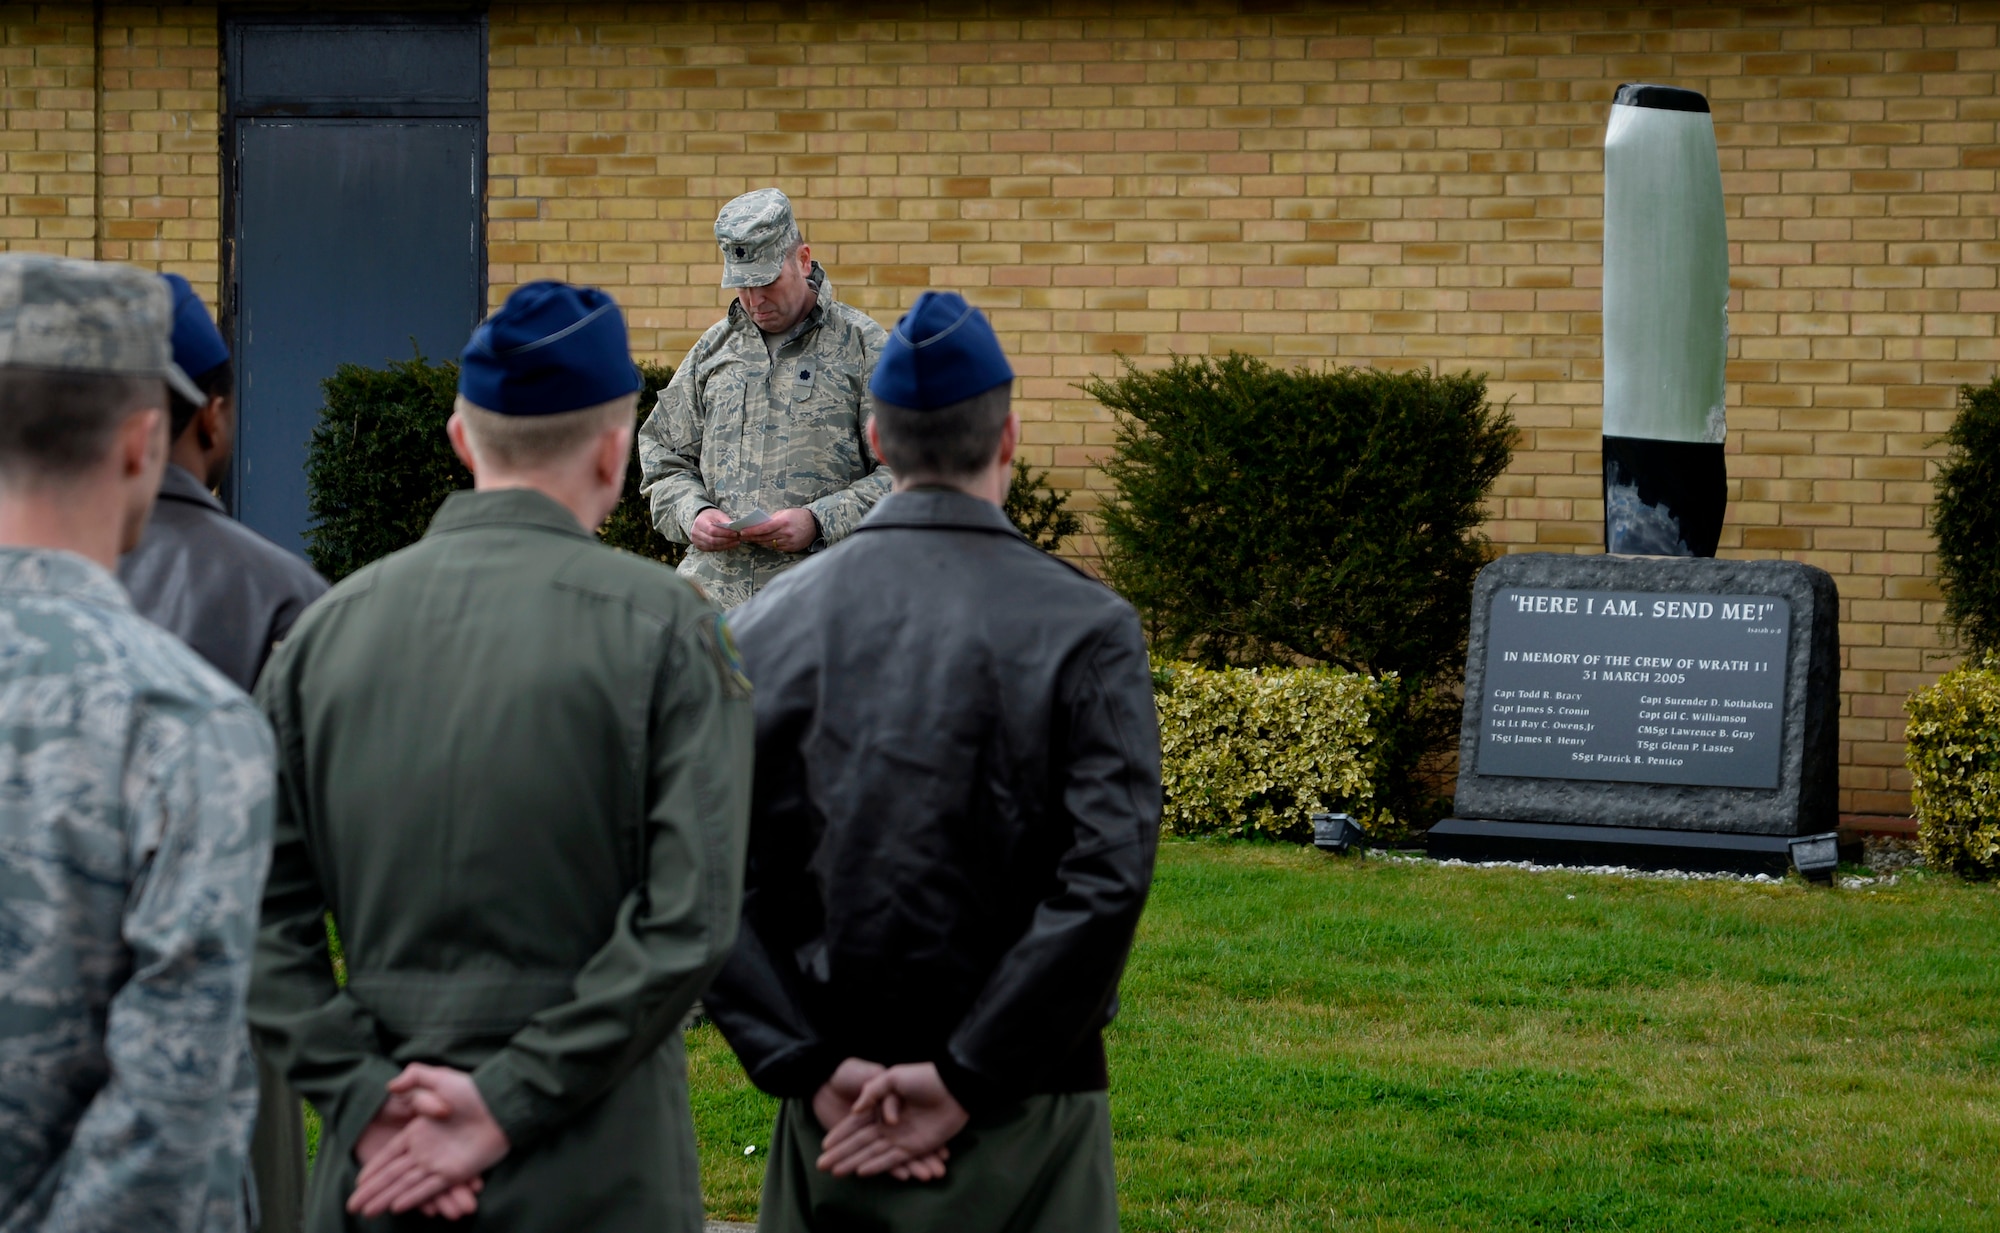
[1432, 553, 1839, 871]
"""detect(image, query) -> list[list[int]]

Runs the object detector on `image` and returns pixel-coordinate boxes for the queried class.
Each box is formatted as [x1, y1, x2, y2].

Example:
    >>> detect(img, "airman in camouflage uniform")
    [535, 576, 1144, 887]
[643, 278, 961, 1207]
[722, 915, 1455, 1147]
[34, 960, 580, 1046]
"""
[0, 254, 276, 1232]
[639, 188, 890, 608]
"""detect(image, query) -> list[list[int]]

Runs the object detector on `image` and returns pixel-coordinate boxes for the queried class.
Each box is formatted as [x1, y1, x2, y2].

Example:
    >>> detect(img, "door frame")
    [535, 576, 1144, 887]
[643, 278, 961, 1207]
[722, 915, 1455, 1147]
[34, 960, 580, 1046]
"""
[219, 7, 488, 516]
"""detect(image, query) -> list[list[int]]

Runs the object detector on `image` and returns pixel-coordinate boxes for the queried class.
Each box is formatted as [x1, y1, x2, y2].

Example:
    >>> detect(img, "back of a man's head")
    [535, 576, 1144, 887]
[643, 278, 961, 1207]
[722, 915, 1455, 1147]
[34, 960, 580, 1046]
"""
[166, 361, 232, 441]
[160, 272, 233, 440]
[453, 391, 635, 474]
[0, 368, 161, 488]
[456, 280, 641, 476]
[867, 290, 1016, 485]
[0, 254, 188, 490]
[870, 384, 1011, 484]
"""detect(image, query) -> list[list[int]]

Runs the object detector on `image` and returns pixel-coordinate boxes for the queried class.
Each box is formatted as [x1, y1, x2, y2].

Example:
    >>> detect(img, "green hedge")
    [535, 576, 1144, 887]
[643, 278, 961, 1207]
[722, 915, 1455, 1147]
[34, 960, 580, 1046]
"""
[1087, 355, 1513, 826]
[305, 353, 1083, 582]
[1906, 378, 2000, 881]
[1907, 663, 2000, 878]
[1005, 459, 1082, 553]
[1931, 377, 2000, 657]
[1154, 660, 1396, 842]
[304, 353, 676, 582]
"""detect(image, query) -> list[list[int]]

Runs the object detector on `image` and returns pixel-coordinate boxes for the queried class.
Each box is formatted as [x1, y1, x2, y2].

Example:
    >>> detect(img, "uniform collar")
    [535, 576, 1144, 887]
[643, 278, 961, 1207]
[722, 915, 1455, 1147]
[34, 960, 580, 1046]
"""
[728, 261, 832, 347]
[424, 487, 594, 541]
[156, 463, 225, 512]
[0, 546, 134, 611]
[853, 488, 1027, 538]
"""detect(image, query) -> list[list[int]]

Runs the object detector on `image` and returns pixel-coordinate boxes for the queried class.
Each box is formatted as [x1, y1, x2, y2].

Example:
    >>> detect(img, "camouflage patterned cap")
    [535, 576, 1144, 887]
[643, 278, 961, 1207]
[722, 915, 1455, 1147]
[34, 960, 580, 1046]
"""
[715, 188, 800, 289]
[0, 253, 201, 403]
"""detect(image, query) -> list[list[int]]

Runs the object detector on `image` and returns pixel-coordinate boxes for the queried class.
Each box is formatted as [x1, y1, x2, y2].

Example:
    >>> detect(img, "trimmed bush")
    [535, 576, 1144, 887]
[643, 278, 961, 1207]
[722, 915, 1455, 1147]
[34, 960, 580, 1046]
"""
[596, 380, 683, 567]
[1154, 660, 1396, 842]
[304, 353, 675, 582]
[1004, 460, 1082, 553]
[1087, 356, 1513, 825]
[1931, 377, 2000, 656]
[1906, 664, 2000, 878]
[303, 353, 463, 582]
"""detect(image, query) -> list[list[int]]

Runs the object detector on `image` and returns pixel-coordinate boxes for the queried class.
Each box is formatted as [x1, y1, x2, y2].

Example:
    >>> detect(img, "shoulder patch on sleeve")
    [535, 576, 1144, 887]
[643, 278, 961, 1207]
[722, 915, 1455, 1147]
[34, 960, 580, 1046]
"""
[701, 612, 754, 700]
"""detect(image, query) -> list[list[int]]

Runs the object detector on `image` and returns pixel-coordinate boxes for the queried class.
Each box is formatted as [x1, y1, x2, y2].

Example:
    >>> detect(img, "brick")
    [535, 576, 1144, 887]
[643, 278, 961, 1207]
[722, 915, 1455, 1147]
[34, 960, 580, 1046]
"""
[9, 2, 1988, 816]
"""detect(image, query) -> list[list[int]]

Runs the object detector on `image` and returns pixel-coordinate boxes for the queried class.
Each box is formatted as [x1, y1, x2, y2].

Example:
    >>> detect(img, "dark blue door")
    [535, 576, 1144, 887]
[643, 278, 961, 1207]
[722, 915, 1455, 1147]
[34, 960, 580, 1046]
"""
[227, 18, 483, 554]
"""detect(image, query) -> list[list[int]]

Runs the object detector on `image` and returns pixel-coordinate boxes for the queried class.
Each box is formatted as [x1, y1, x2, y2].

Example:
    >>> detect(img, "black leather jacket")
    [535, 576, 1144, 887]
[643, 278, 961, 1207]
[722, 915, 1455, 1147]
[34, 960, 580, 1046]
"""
[706, 488, 1162, 1114]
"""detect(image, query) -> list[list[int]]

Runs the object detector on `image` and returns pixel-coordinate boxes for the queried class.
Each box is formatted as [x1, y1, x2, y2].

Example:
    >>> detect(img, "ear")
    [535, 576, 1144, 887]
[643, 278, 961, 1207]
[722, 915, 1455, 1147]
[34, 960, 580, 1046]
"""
[995, 411, 1020, 470]
[796, 243, 811, 273]
[194, 395, 226, 449]
[445, 410, 480, 477]
[597, 422, 634, 490]
[865, 414, 884, 463]
[119, 405, 167, 477]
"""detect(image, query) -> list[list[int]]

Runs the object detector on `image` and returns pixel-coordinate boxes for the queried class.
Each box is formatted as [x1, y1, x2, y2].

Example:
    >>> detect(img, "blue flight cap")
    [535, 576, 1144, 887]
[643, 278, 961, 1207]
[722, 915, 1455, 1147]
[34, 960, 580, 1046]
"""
[458, 281, 641, 416]
[868, 290, 1013, 411]
[161, 272, 229, 382]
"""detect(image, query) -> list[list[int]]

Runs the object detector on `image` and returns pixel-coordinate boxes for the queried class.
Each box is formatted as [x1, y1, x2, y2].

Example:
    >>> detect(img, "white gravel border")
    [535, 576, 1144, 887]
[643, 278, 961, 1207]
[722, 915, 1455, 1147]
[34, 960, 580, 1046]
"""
[1361, 847, 1903, 888]
[1421, 854, 1782, 883]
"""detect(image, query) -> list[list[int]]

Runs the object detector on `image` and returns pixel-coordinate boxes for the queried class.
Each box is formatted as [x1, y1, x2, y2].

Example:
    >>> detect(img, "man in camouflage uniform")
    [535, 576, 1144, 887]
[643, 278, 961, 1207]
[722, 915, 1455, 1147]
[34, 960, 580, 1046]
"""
[640, 188, 890, 608]
[0, 253, 276, 1231]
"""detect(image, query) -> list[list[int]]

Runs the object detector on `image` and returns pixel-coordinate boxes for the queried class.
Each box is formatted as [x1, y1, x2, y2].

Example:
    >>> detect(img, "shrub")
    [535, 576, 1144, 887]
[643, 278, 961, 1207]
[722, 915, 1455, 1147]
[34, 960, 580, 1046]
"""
[1004, 460, 1082, 552]
[1931, 377, 2000, 656]
[1087, 356, 1513, 825]
[1907, 663, 2000, 879]
[303, 353, 463, 582]
[595, 372, 682, 567]
[1153, 660, 1397, 842]
[305, 353, 675, 582]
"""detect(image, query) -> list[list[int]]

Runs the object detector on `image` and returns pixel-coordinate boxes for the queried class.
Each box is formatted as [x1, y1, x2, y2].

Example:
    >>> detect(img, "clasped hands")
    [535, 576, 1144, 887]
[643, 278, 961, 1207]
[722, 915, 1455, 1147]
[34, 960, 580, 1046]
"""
[812, 1058, 970, 1183]
[690, 506, 819, 554]
[340, 1053, 963, 1217]
[346, 1063, 511, 1221]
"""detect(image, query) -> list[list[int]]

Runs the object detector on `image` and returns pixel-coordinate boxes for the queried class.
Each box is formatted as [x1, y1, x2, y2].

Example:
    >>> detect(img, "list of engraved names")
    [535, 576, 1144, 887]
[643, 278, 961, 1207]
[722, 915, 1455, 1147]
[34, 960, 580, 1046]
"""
[1475, 588, 1792, 789]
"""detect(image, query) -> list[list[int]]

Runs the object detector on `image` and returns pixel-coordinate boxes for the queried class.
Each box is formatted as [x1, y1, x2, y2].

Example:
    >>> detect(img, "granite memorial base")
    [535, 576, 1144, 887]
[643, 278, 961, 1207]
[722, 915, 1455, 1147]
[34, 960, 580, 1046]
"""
[1433, 553, 1840, 872]
[1426, 818, 1859, 875]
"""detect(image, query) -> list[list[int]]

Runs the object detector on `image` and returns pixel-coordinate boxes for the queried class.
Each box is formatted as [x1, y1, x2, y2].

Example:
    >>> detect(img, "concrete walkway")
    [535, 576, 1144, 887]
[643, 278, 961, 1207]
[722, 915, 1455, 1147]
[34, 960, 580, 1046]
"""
[706, 1223, 755, 1232]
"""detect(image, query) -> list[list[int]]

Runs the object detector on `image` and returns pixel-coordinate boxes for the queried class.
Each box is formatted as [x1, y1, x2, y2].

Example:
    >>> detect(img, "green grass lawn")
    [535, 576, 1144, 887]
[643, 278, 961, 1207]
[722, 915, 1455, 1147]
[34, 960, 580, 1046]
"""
[688, 840, 2000, 1230]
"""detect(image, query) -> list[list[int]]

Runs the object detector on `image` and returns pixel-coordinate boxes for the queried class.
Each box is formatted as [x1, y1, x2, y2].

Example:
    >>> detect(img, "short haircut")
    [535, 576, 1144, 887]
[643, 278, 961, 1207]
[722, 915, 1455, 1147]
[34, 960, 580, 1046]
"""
[454, 392, 636, 471]
[169, 360, 234, 439]
[0, 367, 162, 484]
[869, 382, 1011, 481]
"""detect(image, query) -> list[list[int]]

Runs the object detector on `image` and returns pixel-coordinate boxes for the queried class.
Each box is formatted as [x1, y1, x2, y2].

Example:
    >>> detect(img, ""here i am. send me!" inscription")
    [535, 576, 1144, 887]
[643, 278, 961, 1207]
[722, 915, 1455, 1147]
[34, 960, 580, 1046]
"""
[1475, 587, 1791, 790]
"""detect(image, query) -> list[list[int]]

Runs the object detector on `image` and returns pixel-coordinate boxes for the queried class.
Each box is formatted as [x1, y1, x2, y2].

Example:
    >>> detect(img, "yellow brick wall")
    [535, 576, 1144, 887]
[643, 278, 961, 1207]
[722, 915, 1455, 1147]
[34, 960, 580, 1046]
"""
[0, 4, 221, 301]
[1, 4, 1992, 817]
[96, 5, 221, 305]
[1, 4, 96, 258]
[489, 2, 1997, 817]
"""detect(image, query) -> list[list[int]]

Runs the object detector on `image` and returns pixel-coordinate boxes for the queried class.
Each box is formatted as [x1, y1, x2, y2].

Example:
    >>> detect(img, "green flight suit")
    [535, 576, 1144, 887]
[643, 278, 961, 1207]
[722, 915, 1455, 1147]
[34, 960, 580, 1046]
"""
[248, 489, 753, 1233]
[759, 1093, 1118, 1233]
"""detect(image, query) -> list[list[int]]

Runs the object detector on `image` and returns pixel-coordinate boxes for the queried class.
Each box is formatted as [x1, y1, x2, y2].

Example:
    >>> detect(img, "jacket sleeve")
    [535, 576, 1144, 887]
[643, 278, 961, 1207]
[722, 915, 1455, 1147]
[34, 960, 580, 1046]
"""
[701, 901, 838, 1099]
[802, 320, 892, 545]
[935, 612, 1162, 1114]
[702, 642, 839, 1097]
[640, 339, 721, 544]
[47, 702, 275, 1231]
[249, 640, 403, 1155]
[469, 610, 754, 1148]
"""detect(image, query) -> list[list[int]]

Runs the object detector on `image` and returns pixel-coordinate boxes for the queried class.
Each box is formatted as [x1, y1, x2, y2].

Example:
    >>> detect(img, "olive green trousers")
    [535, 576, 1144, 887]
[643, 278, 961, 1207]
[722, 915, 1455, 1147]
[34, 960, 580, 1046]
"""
[756, 1091, 1117, 1233]
[251, 1047, 306, 1233]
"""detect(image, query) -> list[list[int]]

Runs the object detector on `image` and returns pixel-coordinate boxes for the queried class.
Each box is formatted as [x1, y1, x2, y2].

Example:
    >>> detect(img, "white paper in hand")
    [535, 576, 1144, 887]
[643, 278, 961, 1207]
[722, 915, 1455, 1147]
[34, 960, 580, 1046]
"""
[724, 509, 772, 532]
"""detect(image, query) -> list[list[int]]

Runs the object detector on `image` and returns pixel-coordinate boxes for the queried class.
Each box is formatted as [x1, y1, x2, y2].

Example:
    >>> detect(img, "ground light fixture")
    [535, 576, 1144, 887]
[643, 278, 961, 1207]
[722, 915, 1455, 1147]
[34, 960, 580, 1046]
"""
[1787, 832, 1841, 883]
[1312, 812, 1365, 854]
